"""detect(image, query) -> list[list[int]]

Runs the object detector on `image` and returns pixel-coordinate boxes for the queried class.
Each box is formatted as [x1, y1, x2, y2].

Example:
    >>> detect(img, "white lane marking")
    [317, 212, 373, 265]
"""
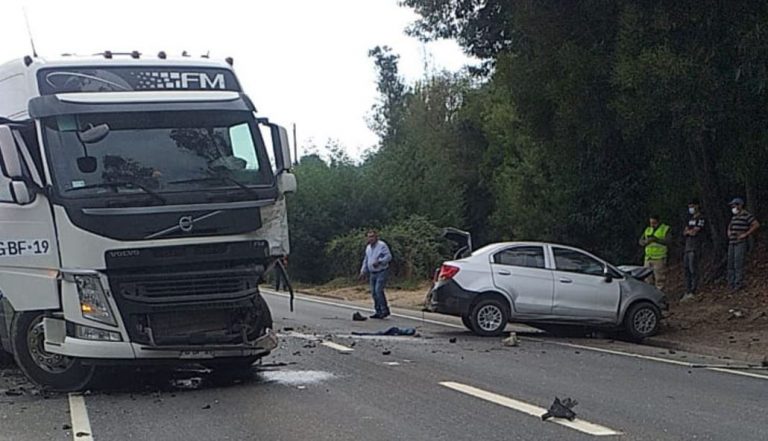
[264, 291, 768, 381]
[277, 330, 354, 353]
[384, 361, 401, 366]
[528, 339, 692, 367]
[68, 393, 94, 441]
[321, 341, 354, 353]
[440, 381, 622, 437]
[708, 368, 768, 380]
[263, 290, 465, 329]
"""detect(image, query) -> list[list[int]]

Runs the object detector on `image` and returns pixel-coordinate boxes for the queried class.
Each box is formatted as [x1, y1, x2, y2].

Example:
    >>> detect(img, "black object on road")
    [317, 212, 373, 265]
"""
[541, 397, 578, 421]
[352, 312, 368, 321]
[352, 327, 416, 336]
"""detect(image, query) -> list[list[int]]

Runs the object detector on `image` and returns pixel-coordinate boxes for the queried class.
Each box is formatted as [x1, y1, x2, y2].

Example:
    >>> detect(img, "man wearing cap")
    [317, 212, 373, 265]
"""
[727, 198, 760, 291]
[639, 215, 671, 291]
[681, 199, 706, 302]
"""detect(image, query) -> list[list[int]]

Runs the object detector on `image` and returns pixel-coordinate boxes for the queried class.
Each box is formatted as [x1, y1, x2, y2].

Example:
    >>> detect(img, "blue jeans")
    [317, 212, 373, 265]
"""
[369, 270, 390, 316]
[727, 242, 747, 290]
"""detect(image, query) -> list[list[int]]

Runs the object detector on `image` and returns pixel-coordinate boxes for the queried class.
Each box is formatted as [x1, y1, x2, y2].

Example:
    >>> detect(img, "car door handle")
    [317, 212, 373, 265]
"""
[559, 278, 573, 284]
[497, 270, 512, 276]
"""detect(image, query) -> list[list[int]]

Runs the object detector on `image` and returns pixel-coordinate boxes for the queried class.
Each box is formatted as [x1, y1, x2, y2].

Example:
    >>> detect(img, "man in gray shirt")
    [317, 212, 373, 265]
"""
[359, 230, 392, 318]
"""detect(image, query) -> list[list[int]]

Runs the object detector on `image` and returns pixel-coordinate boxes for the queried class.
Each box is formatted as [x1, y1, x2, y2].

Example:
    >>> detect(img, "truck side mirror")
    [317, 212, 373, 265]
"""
[0, 126, 32, 205]
[268, 124, 292, 172]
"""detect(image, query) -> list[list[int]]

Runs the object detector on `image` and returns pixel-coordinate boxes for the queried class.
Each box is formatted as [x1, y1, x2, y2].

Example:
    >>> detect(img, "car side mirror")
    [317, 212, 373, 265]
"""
[603, 266, 614, 283]
[0, 126, 32, 205]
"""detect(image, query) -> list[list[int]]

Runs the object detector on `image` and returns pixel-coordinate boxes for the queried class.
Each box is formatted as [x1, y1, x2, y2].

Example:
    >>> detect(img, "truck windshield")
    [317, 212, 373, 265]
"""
[43, 110, 273, 198]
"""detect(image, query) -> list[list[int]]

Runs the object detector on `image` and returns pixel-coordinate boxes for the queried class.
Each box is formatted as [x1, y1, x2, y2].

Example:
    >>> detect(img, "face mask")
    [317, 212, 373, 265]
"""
[688, 207, 696, 215]
[731, 207, 740, 215]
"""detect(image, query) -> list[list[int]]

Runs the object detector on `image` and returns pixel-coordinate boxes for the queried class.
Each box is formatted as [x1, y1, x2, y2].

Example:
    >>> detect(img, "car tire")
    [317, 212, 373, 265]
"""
[624, 302, 661, 341]
[460, 314, 474, 332]
[469, 297, 509, 337]
[10, 311, 95, 392]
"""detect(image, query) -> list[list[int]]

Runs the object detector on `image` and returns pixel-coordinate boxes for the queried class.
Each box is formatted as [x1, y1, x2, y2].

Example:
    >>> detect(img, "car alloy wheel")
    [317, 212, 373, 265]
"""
[476, 304, 503, 332]
[633, 308, 657, 335]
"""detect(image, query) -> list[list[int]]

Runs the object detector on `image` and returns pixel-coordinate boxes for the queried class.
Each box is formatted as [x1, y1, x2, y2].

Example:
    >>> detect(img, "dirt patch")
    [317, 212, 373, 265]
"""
[657, 241, 768, 360]
[661, 286, 768, 359]
[302, 282, 430, 310]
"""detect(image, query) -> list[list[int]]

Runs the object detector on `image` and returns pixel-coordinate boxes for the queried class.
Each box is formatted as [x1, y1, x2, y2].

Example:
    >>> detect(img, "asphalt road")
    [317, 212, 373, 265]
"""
[2, 290, 767, 441]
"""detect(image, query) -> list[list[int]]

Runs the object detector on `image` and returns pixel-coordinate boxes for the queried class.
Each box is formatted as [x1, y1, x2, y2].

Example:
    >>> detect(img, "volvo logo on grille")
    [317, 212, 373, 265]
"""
[108, 249, 140, 258]
[178, 216, 194, 232]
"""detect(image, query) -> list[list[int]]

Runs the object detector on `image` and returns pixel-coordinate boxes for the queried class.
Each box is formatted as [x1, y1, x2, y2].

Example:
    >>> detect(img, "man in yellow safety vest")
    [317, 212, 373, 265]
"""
[639, 215, 670, 291]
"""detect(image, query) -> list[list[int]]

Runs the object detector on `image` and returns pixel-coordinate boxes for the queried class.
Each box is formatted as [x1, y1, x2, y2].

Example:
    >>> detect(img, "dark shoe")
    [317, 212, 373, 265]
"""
[369, 313, 383, 319]
[352, 312, 367, 321]
[380, 312, 391, 319]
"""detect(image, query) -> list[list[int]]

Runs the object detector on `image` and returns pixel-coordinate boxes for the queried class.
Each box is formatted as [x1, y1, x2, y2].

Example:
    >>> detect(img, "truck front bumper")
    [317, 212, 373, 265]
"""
[44, 318, 277, 362]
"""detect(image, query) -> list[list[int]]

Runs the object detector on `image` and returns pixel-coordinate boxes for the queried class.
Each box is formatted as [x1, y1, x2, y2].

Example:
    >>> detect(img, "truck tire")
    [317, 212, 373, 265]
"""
[10, 311, 95, 391]
[469, 297, 509, 337]
[623, 302, 661, 341]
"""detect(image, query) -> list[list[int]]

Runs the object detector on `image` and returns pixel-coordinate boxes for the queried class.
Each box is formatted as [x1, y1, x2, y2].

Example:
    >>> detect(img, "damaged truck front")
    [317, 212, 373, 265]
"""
[0, 54, 295, 390]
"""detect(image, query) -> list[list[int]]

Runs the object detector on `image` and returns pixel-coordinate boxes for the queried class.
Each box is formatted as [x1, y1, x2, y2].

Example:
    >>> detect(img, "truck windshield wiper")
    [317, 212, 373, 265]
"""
[168, 175, 258, 198]
[65, 181, 167, 205]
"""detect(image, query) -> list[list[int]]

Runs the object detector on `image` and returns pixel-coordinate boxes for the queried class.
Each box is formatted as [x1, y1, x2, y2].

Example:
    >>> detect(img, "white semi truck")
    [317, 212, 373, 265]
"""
[0, 52, 296, 390]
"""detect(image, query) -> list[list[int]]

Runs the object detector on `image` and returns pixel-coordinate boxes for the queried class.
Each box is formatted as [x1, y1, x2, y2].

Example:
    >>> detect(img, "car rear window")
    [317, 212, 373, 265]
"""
[493, 246, 546, 269]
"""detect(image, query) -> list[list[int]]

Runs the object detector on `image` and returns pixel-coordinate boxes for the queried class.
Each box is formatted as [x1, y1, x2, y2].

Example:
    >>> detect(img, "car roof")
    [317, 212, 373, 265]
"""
[470, 241, 608, 261]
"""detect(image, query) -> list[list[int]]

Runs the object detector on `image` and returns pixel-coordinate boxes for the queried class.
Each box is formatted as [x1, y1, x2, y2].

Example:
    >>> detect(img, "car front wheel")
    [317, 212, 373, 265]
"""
[469, 297, 509, 337]
[624, 302, 661, 340]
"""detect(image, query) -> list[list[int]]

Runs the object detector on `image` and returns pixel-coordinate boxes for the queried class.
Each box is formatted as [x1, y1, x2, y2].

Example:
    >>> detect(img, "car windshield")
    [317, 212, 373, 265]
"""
[43, 110, 273, 198]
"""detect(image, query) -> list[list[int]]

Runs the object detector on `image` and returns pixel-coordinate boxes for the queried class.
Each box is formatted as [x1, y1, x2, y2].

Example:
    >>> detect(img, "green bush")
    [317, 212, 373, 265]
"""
[325, 216, 450, 283]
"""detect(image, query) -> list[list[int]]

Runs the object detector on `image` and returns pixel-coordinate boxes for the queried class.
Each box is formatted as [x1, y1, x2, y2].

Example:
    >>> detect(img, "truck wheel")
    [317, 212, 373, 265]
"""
[10, 311, 95, 391]
[624, 302, 660, 341]
[469, 297, 509, 337]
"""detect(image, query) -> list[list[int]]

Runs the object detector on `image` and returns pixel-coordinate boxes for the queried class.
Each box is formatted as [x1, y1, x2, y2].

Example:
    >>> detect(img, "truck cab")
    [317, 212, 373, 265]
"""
[0, 53, 295, 390]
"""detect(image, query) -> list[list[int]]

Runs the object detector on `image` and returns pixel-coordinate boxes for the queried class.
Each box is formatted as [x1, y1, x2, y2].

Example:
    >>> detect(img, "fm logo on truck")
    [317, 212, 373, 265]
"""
[135, 71, 225, 90]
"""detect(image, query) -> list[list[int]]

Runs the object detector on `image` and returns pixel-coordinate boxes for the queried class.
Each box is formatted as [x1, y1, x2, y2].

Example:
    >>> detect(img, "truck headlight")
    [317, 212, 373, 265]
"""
[75, 275, 116, 326]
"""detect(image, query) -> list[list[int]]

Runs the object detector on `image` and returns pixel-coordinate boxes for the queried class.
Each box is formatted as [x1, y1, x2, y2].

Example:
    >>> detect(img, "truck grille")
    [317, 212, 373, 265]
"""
[111, 268, 260, 303]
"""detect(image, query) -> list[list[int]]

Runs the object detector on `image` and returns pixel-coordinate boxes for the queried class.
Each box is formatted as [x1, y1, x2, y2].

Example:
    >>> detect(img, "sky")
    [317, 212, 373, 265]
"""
[0, 0, 475, 160]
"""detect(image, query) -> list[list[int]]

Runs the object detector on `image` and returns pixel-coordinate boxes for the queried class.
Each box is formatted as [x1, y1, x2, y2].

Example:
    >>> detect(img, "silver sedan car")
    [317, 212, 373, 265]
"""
[425, 241, 667, 340]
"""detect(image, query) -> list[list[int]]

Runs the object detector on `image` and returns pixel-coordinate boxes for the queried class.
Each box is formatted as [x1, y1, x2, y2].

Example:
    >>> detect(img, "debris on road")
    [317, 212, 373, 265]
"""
[171, 377, 202, 390]
[382, 350, 391, 356]
[352, 327, 416, 336]
[728, 309, 745, 319]
[502, 333, 519, 347]
[449, 338, 457, 343]
[541, 397, 578, 421]
[352, 312, 368, 321]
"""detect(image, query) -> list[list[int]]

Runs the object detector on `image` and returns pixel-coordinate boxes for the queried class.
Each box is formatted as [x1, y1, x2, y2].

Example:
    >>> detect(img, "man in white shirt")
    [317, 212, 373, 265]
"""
[359, 230, 392, 318]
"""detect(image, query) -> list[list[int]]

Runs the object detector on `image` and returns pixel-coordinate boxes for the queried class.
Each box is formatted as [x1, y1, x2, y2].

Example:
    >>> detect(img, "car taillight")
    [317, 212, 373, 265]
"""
[438, 264, 460, 281]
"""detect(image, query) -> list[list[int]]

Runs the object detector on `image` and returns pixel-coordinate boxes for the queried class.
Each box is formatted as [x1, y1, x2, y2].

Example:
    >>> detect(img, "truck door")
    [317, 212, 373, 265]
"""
[0, 125, 60, 311]
[490, 245, 553, 314]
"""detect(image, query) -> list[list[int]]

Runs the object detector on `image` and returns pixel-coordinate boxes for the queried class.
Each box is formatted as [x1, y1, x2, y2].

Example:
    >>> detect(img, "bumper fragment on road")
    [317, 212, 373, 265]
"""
[440, 381, 622, 437]
[320, 341, 354, 353]
[68, 393, 94, 441]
